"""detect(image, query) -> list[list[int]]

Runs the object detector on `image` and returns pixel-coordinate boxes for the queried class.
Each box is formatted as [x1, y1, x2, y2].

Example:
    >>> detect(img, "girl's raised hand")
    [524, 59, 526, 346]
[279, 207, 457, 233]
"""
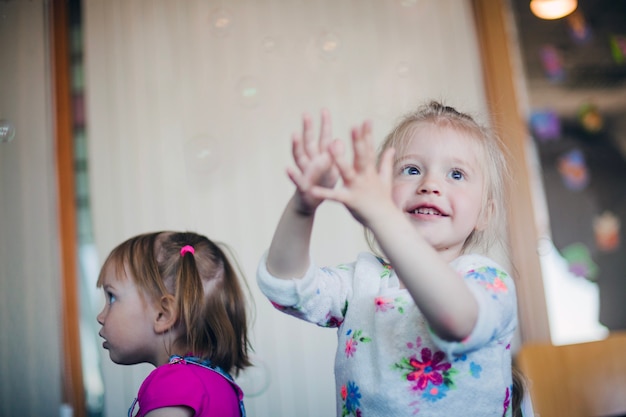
[287, 109, 339, 215]
[311, 120, 397, 228]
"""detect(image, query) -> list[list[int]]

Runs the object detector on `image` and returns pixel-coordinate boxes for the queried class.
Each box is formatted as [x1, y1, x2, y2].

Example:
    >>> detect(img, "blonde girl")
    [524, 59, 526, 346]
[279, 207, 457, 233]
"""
[257, 102, 521, 416]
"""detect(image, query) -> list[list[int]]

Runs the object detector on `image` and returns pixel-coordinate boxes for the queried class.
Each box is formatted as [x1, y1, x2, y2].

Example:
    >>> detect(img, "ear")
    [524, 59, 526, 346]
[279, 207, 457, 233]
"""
[475, 199, 495, 232]
[153, 294, 178, 334]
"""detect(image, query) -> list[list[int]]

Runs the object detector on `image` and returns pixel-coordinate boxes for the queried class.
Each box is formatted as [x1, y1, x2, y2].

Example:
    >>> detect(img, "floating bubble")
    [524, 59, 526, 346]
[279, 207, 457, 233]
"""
[0, 119, 15, 143]
[183, 134, 220, 175]
[261, 36, 278, 54]
[209, 8, 232, 37]
[316, 31, 341, 61]
[236, 76, 261, 108]
[396, 61, 411, 78]
[537, 236, 554, 257]
[235, 355, 271, 398]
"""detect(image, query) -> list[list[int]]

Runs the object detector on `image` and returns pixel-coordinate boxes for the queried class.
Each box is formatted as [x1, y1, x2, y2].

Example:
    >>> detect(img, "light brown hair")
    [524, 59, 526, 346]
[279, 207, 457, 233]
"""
[97, 231, 252, 374]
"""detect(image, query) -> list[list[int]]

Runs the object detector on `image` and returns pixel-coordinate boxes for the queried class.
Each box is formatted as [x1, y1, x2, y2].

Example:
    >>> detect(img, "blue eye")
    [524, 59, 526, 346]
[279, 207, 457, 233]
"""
[450, 169, 464, 180]
[401, 165, 420, 176]
[107, 291, 117, 304]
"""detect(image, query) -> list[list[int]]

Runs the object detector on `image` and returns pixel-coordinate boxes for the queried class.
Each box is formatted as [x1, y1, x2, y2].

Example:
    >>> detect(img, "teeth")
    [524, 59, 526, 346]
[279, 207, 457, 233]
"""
[415, 207, 441, 215]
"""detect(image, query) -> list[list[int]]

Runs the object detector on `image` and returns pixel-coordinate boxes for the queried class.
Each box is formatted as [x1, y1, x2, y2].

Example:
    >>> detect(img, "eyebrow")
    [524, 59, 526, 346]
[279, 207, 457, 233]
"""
[396, 153, 476, 169]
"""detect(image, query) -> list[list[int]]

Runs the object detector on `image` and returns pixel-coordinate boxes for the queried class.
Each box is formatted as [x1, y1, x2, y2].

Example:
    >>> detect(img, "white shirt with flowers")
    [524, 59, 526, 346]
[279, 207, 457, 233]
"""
[257, 251, 518, 417]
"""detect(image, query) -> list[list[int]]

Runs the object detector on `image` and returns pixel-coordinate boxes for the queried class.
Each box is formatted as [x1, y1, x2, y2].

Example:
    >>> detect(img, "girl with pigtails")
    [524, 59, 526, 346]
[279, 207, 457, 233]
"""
[97, 231, 251, 417]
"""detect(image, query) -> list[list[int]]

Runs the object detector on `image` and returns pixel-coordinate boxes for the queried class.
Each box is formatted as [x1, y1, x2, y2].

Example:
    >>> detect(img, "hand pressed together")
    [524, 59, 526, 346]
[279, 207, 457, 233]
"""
[310, 120, 399, 229]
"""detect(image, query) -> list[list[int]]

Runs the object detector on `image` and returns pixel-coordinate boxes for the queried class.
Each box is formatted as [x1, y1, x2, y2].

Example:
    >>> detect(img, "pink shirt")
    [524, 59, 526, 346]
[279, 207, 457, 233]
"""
[131, 357, 243, 417]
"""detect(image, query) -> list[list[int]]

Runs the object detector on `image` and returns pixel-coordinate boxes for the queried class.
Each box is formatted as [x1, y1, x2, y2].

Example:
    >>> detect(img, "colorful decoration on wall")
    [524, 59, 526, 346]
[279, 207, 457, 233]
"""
[610, 35, 626, 64]
[530, 110, 561, 142]
[557, 148, 589, 191]
[540, 44, 565, 82]
[566, 11, 592, 44]
[561, 242, 599, 281]
[578, 102, 604, 133]
[594, 211, 621, 252]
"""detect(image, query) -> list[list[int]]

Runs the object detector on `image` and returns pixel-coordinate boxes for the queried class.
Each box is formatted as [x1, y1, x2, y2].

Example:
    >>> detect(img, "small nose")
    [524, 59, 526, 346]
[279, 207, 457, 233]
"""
[418, 177, 441, 195]
[96, 308, 105, 325]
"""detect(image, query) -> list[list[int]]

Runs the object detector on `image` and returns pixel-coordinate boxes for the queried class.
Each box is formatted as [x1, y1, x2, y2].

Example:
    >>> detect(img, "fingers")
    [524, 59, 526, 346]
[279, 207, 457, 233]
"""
[378, 147, 395, 183]
[328, 139, 354, 184]
[286, 166, 305, 190]
[291, 133, 307, 169]
[319, 108, 333, 151]
[310, 184, 347, 204]
[351, 120, 375, 172]
[301, 113, 316, 157]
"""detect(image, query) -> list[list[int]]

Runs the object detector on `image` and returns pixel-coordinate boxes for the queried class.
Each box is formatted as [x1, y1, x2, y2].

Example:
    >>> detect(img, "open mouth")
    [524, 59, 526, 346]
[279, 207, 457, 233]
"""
[409, 205, 448, 217]
[412, 207, 444, 216]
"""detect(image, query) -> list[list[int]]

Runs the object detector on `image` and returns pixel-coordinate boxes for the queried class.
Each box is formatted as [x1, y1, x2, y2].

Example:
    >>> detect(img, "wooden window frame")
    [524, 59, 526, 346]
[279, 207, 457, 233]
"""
[472, 0, 551, 343]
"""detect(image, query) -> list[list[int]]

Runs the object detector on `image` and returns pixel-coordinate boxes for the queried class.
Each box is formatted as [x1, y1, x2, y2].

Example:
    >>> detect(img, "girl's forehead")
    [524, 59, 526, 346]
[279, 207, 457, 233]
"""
[400, 124, 485, 157]
[100, 260, 131, 284]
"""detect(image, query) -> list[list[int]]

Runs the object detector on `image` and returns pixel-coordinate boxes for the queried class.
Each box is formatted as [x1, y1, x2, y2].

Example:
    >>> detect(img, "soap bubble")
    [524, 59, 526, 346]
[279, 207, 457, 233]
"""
[261, 36, 278, 54]
[537, 236, 554, 256]
[236, 76, 261, 108]
[184, 134, 220, 175]
[396, 61, 411, 78]
[0, 119, 15, 143]
[235, 355, 271, 398]
[316, 31, 341, 61]
[209, 8, 232, 37]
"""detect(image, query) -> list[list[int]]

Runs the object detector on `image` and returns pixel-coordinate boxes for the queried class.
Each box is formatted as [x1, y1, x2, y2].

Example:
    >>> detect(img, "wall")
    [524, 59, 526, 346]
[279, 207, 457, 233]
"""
[0, 0, 64, 416]
[81, 1, 490, 416]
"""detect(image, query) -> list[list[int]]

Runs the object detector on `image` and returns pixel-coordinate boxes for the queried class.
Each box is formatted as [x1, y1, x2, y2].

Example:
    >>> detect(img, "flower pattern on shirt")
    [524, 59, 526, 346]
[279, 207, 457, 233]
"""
[375, 296, 408, 313]
[502, 385, 512, 417]
[376, 256, 393, 278]
[466, 266, 509, 297]
[394, 342, 459, 413]
[340, 381, 362, 417]
[344, 329, 372, 358]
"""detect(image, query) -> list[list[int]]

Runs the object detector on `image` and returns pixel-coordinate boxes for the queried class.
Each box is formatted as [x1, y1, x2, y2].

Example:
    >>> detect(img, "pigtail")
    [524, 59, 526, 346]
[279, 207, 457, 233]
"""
[209, 244, 252, 374]
[163, 234, 252, 375]
[176, 244, 205, 357]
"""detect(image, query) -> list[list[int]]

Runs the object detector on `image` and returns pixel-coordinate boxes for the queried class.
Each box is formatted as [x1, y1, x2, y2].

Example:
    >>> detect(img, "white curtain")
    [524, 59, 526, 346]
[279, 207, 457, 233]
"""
[83, 1, 489, 415]
[0, 0, 64, 416]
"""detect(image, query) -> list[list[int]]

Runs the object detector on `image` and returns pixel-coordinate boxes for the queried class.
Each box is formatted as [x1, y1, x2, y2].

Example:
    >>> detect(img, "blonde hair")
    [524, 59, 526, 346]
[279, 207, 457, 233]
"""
[97, 231, 252, 374]
[370, 101, 511, 257]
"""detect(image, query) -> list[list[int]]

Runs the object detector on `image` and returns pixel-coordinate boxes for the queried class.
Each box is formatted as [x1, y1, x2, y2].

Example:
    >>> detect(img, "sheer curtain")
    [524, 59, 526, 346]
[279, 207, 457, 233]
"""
[0, 1, 64, 416]
[83, 1, 488, 415]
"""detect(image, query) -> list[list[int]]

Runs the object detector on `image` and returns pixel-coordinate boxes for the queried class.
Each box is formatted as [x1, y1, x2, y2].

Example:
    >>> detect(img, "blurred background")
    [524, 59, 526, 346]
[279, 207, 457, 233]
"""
[1, 0, 625, 416]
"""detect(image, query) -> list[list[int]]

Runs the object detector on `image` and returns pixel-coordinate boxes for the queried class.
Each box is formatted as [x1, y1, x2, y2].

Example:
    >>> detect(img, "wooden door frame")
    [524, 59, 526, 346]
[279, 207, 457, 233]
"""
[52, 0, 86, 415]
[472, 0, 552, 343]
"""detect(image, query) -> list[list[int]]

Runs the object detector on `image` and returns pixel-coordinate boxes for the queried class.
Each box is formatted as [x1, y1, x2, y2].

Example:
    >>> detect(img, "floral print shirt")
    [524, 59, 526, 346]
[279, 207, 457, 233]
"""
[257, 252, 518, 417]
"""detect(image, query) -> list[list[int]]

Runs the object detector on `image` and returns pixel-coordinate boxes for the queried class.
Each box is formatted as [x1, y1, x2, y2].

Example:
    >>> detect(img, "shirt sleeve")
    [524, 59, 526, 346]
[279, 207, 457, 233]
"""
[256, 251, 355, 327]
[429, 254, 518, 357]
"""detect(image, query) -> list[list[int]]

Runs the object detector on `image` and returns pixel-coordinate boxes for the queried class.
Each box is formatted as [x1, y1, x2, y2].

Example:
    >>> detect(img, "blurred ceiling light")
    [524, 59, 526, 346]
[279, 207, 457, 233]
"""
[530, 0, 577, 20]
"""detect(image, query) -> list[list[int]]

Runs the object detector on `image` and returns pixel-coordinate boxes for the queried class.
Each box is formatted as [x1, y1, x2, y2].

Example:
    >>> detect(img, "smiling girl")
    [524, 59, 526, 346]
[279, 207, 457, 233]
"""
[257, 102, 520, 416]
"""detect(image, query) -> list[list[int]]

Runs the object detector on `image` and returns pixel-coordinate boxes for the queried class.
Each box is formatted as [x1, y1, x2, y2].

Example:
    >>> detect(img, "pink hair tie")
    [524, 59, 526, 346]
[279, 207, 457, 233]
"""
[180, 245, 195, 256]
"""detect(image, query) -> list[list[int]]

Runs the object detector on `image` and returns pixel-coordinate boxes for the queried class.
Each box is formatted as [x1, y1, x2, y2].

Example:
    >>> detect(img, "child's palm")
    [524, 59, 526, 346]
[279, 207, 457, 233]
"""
[288, 110, 339, 214]
[311, 121, 396, 227]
